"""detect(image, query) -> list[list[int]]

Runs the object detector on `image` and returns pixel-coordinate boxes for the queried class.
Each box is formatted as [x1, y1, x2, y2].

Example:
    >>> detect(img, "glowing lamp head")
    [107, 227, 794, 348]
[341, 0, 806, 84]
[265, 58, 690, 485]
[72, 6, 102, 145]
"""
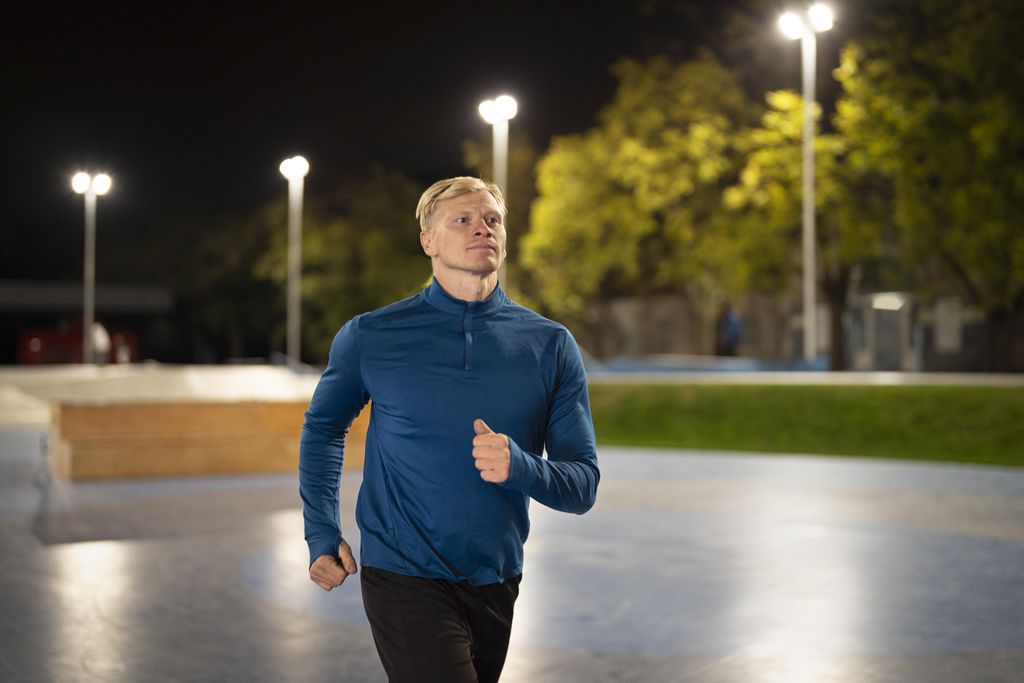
[778, 11, 807, 40]
[494, 94, 518, 120]
[92, 173, 112, 195]
[479, 95, 518, 124]
[478, 99, 498, 124]
[808, 3, 834, 32]
[279, 155, 310, 180]
[72, 172, 91, 194]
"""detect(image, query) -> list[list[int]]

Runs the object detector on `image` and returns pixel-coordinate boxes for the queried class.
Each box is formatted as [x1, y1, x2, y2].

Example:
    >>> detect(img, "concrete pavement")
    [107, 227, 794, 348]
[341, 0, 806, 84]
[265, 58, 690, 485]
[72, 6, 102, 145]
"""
[1, 427, 1022, 681]
[1, 364, 1021, 681]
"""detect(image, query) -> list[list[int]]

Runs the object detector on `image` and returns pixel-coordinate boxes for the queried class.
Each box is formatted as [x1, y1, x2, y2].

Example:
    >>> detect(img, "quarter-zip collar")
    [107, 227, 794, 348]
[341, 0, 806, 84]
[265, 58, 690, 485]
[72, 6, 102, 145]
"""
[423, 278, 508, 371]
[424, 277, 508, 318]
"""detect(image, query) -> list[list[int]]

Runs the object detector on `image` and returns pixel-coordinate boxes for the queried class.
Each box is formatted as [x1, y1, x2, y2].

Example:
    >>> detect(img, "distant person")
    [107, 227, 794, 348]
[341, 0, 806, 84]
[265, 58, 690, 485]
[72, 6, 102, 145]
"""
[299, 176, 600, 682]
[715, 305, 743, 357]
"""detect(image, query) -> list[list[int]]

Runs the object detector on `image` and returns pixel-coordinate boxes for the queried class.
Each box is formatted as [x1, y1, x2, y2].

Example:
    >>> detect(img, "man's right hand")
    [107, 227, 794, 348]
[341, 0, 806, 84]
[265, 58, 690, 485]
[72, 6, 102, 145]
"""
[309, 539, 358, 592]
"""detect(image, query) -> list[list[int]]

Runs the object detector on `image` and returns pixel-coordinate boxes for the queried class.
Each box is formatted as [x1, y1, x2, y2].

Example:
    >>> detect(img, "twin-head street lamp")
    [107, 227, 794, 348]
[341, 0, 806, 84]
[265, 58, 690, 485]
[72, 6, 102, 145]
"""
[478, 94, 517, 288]
[71, 171, 112, 364]
[279, 155, 309, 366]
[778, 3, 834, 40]
[778, 3, 834, 364]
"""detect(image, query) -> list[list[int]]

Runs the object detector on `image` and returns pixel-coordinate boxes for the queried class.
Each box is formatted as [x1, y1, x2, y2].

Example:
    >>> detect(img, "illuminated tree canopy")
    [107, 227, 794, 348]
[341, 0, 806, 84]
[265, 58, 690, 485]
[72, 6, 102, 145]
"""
[524, 55, 760, 322]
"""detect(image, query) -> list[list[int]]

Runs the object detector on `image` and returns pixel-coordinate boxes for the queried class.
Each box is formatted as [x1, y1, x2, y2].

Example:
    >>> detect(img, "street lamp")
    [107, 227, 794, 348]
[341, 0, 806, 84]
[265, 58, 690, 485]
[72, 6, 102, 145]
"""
[279, 155, 309, 366]
[478, 94, 517, 286]
[71, 171, 112, 364]
[779, 3, 833, 364]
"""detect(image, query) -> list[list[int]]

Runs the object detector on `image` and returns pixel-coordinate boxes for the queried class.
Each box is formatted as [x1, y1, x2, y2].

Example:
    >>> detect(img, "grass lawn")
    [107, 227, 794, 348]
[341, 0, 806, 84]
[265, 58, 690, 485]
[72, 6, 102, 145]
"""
[588, 383, 1024, 468]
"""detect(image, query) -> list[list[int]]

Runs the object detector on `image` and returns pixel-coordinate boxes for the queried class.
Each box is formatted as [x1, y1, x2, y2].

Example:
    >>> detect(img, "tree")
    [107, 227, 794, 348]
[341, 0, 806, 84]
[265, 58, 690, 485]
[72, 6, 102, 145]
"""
[461, 131, 541, 305]
[172, 167, 431, 364]
[523, 54, 761, 339]
[174, 205, 283, 362]
[833, 0, 1024, 369]
[256, 166, 431, 362]
[724, 90, 891, 370]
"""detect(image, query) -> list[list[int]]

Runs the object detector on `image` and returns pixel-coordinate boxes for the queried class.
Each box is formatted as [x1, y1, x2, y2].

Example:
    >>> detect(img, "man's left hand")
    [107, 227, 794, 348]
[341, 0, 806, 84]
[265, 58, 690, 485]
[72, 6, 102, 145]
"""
[472, 419, 511, 484]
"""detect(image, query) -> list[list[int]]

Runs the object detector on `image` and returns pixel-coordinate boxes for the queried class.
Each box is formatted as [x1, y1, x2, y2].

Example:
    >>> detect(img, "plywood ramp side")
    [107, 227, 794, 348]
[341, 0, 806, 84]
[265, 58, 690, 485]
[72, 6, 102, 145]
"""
[49, 402, 370, 480]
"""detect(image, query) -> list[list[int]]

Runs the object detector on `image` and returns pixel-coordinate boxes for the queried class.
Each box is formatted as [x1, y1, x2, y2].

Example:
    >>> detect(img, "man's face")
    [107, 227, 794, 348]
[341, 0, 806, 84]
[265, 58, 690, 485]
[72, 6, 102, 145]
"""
[420, 191, 506, 276]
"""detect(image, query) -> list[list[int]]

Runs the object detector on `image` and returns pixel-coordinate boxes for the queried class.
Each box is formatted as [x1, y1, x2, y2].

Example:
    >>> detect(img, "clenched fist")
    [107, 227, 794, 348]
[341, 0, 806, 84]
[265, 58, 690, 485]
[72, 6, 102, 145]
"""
[472, 418, 511, 484]
[309, 538, 358, 592]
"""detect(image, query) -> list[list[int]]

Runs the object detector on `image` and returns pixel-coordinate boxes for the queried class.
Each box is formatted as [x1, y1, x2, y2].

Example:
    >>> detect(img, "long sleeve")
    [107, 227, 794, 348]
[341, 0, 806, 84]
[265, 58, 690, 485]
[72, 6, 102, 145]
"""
[299, 317, 369, 566]
[501, 330, 600, 513]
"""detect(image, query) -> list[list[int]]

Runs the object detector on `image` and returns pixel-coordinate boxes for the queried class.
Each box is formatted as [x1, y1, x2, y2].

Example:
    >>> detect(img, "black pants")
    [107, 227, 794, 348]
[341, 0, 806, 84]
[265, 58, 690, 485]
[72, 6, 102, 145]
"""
[360, 566, 521, 683]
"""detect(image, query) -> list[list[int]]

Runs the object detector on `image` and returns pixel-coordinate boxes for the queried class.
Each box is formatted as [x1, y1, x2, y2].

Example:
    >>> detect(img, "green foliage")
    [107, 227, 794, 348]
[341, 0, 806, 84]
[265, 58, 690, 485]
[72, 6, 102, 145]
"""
[461, 131, 541, 306]
[833, 0, 1024, 315]
[590, 382, 1024, 467]
[172, 167, 430, 363]
[255, 167, 431, 362]
[723, 89, 892, 316]
[524, 54, 761, 323]
[172, 0, 1024, 369]
[175, 207, 282, 360]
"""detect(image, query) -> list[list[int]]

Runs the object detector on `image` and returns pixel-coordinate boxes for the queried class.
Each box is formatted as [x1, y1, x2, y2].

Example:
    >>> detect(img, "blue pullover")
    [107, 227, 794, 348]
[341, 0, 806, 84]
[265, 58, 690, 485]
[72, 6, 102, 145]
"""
[299, 279, 600, 586]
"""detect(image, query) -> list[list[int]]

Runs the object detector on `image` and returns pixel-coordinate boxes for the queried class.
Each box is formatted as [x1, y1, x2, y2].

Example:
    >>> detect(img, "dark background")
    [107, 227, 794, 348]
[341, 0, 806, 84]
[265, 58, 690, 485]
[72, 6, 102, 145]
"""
[1, 1, 782, 282]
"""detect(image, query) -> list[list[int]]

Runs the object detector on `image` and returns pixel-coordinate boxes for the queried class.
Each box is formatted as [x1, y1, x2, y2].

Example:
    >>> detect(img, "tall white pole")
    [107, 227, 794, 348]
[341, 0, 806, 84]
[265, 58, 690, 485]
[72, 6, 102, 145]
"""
[492, 119, 509, 196]
[83, 190, 97, 365]
[801, 33, 817, 363]
[286, 176, 303, 365]
[780, 5, 831, 364]
[280, 155, 309, 367]
[492, 118, 509, 287]
[479, 96, 517, 291]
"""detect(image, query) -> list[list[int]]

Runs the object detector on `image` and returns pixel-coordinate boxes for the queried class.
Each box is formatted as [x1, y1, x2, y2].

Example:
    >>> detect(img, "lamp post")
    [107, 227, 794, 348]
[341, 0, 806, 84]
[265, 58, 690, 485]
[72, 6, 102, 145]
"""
[779, 3, 833, 363]
[71, 171, 112, 364]
[279, 155, 309, 366]
[478, 94, 517, 287]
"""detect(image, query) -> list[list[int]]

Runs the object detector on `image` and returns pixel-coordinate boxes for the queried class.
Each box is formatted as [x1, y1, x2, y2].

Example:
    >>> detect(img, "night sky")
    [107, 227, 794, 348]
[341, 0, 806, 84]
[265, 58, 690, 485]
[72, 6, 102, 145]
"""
[4, 1, 744, 283]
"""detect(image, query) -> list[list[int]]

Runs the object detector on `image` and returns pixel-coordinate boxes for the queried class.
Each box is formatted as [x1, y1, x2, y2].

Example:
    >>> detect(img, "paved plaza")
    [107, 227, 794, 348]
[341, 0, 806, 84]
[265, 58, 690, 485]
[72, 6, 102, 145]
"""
[2, 422, 1022, 682]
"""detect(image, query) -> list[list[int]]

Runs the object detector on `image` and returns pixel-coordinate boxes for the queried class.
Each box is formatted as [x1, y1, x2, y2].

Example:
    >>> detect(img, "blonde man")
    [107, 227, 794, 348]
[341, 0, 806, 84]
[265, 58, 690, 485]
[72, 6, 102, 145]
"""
[300, 177, 599, 682]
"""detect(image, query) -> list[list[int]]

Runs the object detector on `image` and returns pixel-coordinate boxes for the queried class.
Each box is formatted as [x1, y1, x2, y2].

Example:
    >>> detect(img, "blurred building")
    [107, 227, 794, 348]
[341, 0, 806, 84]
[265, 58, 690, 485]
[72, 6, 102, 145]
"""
[573, 290, 1023, 372]
[845, 293, 1023, 373]
[0, 280, 173, 364]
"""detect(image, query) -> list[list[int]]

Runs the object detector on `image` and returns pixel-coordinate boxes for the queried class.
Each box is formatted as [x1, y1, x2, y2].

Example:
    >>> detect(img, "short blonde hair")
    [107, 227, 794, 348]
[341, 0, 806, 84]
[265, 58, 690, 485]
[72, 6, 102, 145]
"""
[415, 176, 506, 231]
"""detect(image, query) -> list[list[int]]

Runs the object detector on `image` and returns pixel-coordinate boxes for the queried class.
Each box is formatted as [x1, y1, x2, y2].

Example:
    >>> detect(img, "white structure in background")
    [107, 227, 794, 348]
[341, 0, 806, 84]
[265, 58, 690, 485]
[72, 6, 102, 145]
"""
[478, 94, 517, 288]
[933, 298, 963, 354]
[778, 3, 834, 362]
[71, 171, 112, 364]
[279, 155, 309, 366]
[92, 322, 112, 364]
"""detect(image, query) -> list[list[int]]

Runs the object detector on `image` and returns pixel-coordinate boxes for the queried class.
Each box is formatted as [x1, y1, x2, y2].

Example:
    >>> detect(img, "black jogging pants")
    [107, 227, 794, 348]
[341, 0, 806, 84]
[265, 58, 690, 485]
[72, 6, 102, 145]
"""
[360, 566, 522, 683]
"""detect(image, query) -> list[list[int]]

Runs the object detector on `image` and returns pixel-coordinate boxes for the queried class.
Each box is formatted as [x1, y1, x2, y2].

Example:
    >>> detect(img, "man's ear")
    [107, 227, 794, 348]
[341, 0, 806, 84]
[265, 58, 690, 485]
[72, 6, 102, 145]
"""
[420, 230, 435, 257]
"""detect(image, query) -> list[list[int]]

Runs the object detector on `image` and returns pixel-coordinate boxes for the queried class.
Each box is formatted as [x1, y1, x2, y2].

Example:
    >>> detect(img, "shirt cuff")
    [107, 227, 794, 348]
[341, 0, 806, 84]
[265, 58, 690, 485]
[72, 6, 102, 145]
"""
[502, 436, 541, 491]
[308, 533, 343, 568]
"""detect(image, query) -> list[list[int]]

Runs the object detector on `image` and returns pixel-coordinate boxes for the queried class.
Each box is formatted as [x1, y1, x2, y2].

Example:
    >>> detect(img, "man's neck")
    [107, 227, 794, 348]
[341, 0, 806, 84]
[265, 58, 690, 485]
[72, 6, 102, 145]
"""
[432, 268, 498, 302]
